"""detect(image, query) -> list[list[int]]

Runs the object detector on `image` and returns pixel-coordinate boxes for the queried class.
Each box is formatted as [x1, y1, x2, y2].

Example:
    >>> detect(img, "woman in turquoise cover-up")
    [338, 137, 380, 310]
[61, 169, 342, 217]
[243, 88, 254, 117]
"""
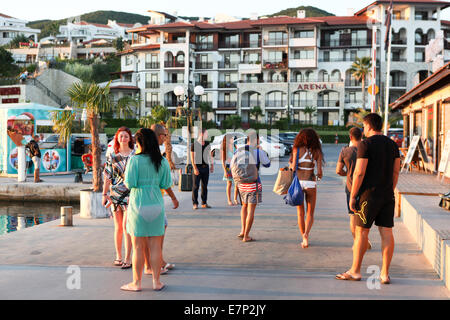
[121, 128, 179, 293]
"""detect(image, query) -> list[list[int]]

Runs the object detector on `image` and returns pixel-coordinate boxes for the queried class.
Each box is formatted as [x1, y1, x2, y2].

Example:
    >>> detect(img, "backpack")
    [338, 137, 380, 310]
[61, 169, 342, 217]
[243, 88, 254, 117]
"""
[230, 145, 260, 184]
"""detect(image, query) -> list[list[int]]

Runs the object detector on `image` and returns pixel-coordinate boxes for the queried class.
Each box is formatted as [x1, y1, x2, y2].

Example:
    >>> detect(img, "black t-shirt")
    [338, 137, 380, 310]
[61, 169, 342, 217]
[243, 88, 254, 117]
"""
[191, 141, 211, 166]
[357, 134, 400, 195]
[27, 140, 41, 158]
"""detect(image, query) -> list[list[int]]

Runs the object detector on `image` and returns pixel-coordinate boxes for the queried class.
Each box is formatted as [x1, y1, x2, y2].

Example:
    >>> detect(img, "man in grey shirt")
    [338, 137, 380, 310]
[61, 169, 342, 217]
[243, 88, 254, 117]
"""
[336, 127, 371, 249]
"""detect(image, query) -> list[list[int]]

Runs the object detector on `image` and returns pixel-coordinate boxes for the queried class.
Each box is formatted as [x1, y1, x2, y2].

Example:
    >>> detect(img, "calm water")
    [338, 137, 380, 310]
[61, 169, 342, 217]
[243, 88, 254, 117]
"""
[0, 202, 80, 235]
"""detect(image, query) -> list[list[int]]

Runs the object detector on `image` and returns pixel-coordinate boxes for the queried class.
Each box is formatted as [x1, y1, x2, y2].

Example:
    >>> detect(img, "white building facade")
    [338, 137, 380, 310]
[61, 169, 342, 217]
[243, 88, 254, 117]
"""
[0, 13, 40, 46]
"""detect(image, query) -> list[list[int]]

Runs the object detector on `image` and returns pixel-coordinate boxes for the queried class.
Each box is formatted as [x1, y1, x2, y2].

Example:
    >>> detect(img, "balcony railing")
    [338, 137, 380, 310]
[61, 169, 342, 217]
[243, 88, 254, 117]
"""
[239, 79, 264, 84]
[145, 62, 160, 69]
[218, 82, 238, 88]
[392, 38, 407, 45]
[345, 80, 363, 87]
[318, 57, 355, 62]
[195, 62, 213, 69]
[317, 100, 340, 107]
[217, 101, 237, 108]
[146, 101, 160, 108]
[391, 80, 407, 87]
[391, 57, 407, 62]
[195, 81, 213, 88]
[264, 39, 288, 46]
[196, 43, 215, 50]
[345, 98, 363, 104]
[320, 38, 371, 47]
[195, 101, 213, 108]
[164, 39, 186, 44]
[262, 61, 287, 69]
[218, 42, 240, 49]
[241, 41, 261, 48]
[164, 79, 184, 84]
[164, 61, 185, 68]
[291, 78, 341, 83]
[265, 100, 287, 108]
[145, 82, 160, 89]
[241, 100, 261, 108]
[291, 100, 315, 107]
[218, 61, 239, 69]
[164, 100, 179, 107]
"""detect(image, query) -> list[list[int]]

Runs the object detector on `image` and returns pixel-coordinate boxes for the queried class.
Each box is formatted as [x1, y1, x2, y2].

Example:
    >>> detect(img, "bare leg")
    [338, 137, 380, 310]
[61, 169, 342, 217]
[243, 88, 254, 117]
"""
[349, 215, 356, 240]
[226, 181, 233, 205]
[379, 226, 394, 281]
[121, 236, 144, 291]
[123, 209, 132, 265]
[148, 236, 164, 290]
[348, 226, 370, 278]
[302, 188, 317, 248]
[243, 203, 256, 242]
[233, 185, 239, 204]
[143, 240, 151, 274]
[239, 203, 248, 237]
[113, 209, 124, 262]
[296, 204, 306, 247]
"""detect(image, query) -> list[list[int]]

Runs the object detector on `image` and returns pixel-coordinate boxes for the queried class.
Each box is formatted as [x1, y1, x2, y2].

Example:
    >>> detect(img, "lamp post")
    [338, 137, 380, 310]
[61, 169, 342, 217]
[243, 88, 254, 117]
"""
[173, 84, 205, 170]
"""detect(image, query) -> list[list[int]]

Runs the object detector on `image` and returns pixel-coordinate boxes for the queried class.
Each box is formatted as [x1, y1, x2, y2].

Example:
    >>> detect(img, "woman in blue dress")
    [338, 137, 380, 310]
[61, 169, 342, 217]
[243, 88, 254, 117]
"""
[121, 128, 179, 292]
[221, 134, 238, 206]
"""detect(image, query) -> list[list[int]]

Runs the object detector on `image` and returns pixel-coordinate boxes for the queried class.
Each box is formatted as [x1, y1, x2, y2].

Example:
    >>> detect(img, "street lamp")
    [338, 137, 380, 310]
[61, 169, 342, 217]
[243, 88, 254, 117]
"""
[173, 84, 205, 169]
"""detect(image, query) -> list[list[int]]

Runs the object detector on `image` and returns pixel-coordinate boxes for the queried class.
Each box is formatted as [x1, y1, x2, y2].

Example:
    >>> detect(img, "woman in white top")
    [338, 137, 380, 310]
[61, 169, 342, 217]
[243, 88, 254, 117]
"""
[289, 129, 324, 248]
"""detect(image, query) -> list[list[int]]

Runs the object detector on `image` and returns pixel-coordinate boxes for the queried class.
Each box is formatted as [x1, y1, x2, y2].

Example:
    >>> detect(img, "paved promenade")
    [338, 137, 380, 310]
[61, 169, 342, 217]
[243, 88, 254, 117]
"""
[0, 145, 448, 300]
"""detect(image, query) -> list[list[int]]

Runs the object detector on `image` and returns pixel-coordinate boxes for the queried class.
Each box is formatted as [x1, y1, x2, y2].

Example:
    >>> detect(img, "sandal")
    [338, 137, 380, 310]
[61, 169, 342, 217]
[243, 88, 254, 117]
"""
[380, 276, 391, 284]
[121, 262, 132, 269]
[113, 259, 122, 266]
[335, 271, 361, 281]
[163, 263, 175, 270]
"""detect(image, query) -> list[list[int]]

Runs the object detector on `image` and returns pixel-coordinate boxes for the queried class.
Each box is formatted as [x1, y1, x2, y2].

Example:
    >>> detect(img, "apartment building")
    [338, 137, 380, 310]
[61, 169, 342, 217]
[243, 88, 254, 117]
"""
[56, 21, 124, 44]
[115, 0, 450, 126]
[0, 13, 40, 46]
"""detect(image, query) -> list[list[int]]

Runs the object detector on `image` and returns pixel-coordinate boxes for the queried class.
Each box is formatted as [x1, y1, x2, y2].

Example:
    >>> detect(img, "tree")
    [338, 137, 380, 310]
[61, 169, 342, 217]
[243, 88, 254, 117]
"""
[114, 95, 140, 119]
[198, 101, 212, 122]
[67, 81, 112, 192]
[9, 34, 30, 49]
[303, 106, 317, 124]
[347, 107, 402, 131]
[113, 37, 124, 51]
[350, 57, 372, 110]
[250, 106, 263, 123]
[0, 47, 19, 77]
[224, 115, 242, 130]
[50, 109, 76, 146]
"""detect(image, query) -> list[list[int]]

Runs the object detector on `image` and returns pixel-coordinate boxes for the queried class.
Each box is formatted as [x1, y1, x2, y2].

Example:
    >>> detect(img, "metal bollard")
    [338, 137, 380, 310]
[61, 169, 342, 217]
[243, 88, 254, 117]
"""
[60, 206, 73, 226]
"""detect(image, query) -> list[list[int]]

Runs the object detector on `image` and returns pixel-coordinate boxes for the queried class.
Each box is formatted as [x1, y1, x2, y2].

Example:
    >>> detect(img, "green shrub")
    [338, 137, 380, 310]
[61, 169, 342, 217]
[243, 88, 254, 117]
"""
[64, 63, 93, 82]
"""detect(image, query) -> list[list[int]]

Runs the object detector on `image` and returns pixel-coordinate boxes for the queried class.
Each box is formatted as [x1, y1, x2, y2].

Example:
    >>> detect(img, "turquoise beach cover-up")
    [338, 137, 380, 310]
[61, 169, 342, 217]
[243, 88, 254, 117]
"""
[124, 154, 172, 237]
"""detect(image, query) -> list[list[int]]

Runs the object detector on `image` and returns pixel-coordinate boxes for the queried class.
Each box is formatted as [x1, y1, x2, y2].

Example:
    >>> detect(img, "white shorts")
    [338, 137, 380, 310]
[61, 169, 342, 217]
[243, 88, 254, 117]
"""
[299, 180, 316, 190]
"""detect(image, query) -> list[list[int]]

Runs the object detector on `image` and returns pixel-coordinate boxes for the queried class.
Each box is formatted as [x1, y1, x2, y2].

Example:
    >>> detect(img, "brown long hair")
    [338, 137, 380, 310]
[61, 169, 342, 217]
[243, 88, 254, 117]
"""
[221, 134, 235, 161]
[293, 128, 324, 163]
[113, 126, 134, 154]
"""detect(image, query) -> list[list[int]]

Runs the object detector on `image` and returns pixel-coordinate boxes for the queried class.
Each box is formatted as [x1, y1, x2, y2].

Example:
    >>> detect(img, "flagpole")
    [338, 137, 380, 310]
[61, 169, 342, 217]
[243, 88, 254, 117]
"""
[383, 13, 392, 135]
[371, 25, 377, 113]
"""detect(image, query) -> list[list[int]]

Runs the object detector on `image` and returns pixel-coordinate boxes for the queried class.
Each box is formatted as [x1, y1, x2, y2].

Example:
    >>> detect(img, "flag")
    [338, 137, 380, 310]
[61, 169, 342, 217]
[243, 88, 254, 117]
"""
[384, 0, 393, 51]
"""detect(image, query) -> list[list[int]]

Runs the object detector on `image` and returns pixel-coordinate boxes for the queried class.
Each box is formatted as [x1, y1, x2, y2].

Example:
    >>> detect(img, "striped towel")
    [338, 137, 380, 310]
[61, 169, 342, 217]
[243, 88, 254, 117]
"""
[238, 182, 262, 193]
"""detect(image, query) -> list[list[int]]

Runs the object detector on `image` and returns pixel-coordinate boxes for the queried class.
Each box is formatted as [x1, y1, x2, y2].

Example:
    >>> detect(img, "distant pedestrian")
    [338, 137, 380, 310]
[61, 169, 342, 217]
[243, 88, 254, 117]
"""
[121, 128, 178, 292]
[290, 129, 324, 248]
[221, 134, 238, 206]
[143, 123, 175, 276]
[336, 127, 371, 249]
[102, 127, 134, 270]
[335, 133, 339, 144]
[231, 131, 270, 242]
[191, 128, 214, 210]
[26, 135, 43, 183]
[336, 113, 400, 284]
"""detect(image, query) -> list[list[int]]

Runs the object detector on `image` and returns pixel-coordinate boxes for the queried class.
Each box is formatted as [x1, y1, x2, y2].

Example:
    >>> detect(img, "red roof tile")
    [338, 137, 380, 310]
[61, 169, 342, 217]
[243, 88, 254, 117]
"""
[355, 0, 450, 16]
[0, 13, 14, 19]
[249, 16, 325, 26]
[311, 15, 376, 25]
[75, 21, 112, 29]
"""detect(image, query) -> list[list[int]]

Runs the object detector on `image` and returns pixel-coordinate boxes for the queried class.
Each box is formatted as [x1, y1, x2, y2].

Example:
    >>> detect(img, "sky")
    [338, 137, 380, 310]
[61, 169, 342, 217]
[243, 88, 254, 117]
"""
[4, 0, 450, 22]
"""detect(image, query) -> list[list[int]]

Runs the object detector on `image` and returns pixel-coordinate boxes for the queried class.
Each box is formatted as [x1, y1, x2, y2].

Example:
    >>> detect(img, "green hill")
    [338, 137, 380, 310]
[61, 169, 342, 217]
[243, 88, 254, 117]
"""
[27, 10, 150, 40]
[266, 6, 335, 18]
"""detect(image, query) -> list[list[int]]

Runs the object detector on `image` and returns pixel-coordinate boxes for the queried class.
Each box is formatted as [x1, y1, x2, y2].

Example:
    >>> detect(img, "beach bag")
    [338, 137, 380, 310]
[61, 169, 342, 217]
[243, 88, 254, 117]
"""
[230, 145, 259, 184]
[179, 164, 193, 191]
[284, 149, 304, 206]
[273, 167, 293, 195]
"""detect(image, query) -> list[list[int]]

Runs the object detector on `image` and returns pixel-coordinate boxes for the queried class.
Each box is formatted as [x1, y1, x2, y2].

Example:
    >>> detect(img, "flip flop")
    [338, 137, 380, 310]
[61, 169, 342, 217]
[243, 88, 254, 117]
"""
[237, 234, 244, 238]
[121, 262, 132, 269]
[113, 259, 123, 266]
[380, 276, 391, 284]
[145, 267, 168, 275]
[335, 272, 361, 281]
[243, 237, 254, 242]
[163, 263, 175, 270]
[120, 284, 141, 292]
[153, 284, 165, 291]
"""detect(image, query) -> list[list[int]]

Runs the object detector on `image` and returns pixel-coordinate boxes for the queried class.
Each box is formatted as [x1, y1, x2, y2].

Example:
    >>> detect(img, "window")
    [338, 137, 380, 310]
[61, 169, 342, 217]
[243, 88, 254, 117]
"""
[294, 49, 314, 59]
[267, 50, 283, 62]
[294, 30, 314, 38]
[268, 31, 287, 45]
[146, 93, 159, 107]
[125, 55, 132, 65]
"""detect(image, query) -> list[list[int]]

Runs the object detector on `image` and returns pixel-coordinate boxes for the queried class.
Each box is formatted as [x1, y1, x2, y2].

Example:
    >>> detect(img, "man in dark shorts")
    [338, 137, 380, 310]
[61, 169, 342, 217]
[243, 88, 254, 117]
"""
[336, 113, 400, 284]
[336, 127, 372, 249]
[27, 135, 43, 183]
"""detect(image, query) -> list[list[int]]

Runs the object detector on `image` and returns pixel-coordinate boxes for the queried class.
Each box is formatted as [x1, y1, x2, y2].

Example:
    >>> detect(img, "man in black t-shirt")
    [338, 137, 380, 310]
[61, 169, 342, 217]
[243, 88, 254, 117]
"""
[26, 135, 43, 183]
[191, 128, 214, 210]
[336, 113, 400, 284]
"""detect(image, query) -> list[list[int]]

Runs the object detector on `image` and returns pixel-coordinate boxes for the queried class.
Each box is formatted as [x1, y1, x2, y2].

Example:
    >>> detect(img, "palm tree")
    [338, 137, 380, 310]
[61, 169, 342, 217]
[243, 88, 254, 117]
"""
[350, 57, 372, 110]
[198, 101, 213, 122]
[50, 108, 75, 147]
[303, 106, 317, 124]
[347, 107, 402, 131]
[67, 81, 112, 192]
[250, 106, 263, 123]
[114, 95, 140, 119]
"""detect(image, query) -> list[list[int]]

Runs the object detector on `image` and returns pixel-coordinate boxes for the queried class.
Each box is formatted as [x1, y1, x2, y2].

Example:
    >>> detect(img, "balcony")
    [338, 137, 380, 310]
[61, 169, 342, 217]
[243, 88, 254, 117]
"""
[218, 82, 238, 89]
[345, 98, 363, 104]
[164, 79, 184, 84]
[317, 100, 340, 107]
[238, 63, 262, 74]
[289, 38, 316, 47]
[164, 39, 186, 44]
[241, 41, 261, 48]
[145, 62, 160, 69]
[392, 38, 407, 45]
[195, 62, 213, 69]
[345, 80, 363, 87]
[196, 81, 213, 89]
[291, 100, 315, 108]
[146, 101, 160, 108]
[319, 57, 354, 62]
[145, 82, 160, 89]
[195, 43, 215, 51]
[218, 42, 240, 49]
[241, 100, 261, 108]
[391, 57, 407, 62]
[164, 100, 179, 108]
[320, 38, 370, 47]
[218, 62, 239, 69]
[265, 100, 287, 108]
[164, 61, 185, 68]
[289, 58, 316, 68]
[391, 80, 407, 87]
[263, 39, 288, 46]
[262, 61, 287, 69]
[217, 101, 237, 108]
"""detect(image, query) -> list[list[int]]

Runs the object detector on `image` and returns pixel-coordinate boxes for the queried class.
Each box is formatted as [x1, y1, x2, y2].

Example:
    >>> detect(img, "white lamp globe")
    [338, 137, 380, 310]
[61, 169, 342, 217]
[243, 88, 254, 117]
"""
[174, 85, 184, 97]
[194, 85, 205, 96]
